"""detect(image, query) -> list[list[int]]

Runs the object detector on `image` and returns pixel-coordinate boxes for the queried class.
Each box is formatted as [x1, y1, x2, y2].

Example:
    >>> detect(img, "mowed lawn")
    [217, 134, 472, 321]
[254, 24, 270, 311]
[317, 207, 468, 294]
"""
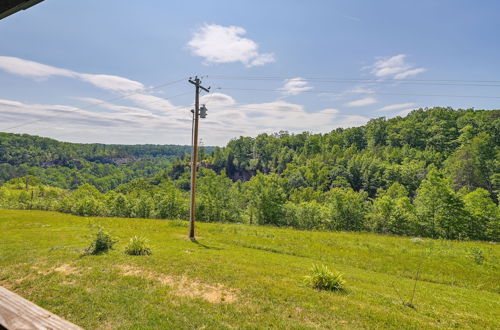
[0, 210, 498, 329]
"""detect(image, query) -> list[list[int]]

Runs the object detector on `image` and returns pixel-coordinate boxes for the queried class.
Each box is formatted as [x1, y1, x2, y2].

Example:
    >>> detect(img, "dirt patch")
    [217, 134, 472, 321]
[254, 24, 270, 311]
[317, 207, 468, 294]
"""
[117, 265, 238, 304]
[53, 264, 79, 275]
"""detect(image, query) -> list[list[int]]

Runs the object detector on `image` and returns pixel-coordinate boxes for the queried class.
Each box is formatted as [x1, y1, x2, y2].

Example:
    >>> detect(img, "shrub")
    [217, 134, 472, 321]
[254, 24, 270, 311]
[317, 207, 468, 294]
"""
[85, 226, 117, 255]
[304, 264, 345, 291]
[125, 236, 152, 256]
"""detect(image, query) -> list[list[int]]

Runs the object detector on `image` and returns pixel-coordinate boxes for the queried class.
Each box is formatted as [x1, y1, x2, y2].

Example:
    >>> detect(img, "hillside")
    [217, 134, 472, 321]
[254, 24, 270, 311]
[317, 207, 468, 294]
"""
[0, 210, 498, 329]
[0, 132, 213, 190]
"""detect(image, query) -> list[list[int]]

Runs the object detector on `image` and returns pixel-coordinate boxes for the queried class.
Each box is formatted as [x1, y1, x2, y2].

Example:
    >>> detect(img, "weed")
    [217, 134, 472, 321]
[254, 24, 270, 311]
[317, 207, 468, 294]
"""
[304, 264, 345, 291]
[469, 248, 486, 264]
[84, 226, 117, 255]
[125, 236, 152, 256]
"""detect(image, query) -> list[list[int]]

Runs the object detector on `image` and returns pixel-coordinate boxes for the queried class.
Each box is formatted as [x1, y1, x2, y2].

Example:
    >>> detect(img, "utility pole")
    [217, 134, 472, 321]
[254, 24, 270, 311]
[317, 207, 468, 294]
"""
[188, 76, 209, 239]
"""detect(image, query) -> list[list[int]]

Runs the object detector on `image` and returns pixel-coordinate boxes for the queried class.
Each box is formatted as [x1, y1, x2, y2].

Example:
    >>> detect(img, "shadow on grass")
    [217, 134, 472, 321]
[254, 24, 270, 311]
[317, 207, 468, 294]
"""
[190, 238, 223, 250]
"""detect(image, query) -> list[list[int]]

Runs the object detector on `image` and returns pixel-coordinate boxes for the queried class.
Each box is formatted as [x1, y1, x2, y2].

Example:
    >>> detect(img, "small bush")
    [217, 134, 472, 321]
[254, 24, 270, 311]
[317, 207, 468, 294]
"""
[85, 226, 117, 255]
[304, 264, 345, 291]
[125, 236, 152, 256]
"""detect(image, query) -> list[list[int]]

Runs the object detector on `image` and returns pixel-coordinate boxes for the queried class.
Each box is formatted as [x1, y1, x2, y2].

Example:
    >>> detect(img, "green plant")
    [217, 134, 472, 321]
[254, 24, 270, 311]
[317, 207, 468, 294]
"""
[85, 226, 117, 255]
[167, 219, 189, 227]
[304, 264, 345, 291]
[469, 248, 486, 264]
[125, 236, 152, 256]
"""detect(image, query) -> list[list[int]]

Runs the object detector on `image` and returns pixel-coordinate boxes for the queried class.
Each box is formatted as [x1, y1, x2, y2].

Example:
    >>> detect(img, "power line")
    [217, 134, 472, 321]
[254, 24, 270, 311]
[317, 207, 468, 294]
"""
[0, 77, 188, 132]
[216, 87, 500, 99]
[209, 74, 500, 85]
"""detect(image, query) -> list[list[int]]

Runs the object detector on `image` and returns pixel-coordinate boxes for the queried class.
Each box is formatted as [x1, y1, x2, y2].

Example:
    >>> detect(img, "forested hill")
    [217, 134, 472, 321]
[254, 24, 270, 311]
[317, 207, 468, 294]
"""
[0, 132, 211, 190]
[1, 107, 499, 241]
[207, 107, 499, 197]
[0, 132, 194, 165]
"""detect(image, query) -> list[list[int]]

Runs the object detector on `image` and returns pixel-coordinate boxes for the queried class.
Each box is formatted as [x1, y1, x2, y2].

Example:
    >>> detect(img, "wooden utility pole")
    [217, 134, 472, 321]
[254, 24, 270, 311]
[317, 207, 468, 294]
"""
[188, 76, 209, 239]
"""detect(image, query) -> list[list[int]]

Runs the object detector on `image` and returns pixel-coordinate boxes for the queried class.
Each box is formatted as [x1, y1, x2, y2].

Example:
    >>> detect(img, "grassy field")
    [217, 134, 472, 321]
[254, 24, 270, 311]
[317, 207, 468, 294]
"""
[0, 210, 498, 329]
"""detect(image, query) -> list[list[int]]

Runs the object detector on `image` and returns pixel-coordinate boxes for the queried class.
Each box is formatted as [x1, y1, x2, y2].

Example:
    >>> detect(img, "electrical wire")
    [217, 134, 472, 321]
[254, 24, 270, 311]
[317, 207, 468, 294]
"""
[216, 87, 500, 99]
[208, 74, 500, 85]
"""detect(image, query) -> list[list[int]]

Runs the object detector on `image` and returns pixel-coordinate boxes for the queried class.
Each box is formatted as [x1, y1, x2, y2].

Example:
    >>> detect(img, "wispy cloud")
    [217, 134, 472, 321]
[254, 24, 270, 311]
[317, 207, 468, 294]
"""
[344, 97, 377, 107]
[187, 24, 275, 67]
[78, 73, 144, 92]
[0, 56, 184, 115]
[0, 56, 145, 92]
[343, 15, 361, 22]
[396, 108, 415, 117]
[281, 77, 313, 96]
[378, 102, 417, 112]
[370, 54, 426, 79]
[200, 93, 236, 107]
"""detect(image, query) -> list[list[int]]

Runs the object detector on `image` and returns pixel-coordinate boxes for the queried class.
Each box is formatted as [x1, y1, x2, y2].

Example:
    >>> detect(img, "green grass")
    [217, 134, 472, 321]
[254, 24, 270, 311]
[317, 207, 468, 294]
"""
[0, 209, 498, 329]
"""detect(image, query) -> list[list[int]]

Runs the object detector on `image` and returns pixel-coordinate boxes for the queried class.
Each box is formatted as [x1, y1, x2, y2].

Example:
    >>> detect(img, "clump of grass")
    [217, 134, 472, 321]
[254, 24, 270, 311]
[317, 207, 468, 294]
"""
[304, 264, 345, 291]
[85, 226, 117, 255]
[168, 220, 188, 227]
[469, 248, 486, 264]
[125, 236, 152, 256]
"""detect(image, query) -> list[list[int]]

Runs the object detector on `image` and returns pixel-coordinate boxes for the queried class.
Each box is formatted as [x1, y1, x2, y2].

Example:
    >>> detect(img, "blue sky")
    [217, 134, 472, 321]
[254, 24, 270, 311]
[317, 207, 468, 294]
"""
[1, 0, 499, 145]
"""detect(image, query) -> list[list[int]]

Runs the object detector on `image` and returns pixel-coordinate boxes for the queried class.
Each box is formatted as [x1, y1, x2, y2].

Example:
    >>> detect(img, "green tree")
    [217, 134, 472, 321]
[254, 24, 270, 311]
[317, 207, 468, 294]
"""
[366, 183, 416, 235]
[245, 172, 286, 226]
[462, 188, 499, 241]
[414, 168, 469, 239]
[197, 169, 241, 223]
[325, 188, 368, 231]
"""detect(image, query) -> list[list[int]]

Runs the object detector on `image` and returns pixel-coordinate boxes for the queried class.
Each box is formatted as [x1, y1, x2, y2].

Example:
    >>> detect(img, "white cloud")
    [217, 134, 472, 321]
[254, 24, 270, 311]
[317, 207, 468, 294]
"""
[0, 56, 74, 78]
[0, 98, 188, 142]
[342, 87, 375, 95]
[199, 98, 369, 142]
[1, 89, 373, 146]
[78, 74, 144, 92]
[281, 77, 313, 96]
[394, 68, 426, 80]
[378, 102, 417, 112]
[200, 93, 235, 107]
[76, 97, 156, 116]
[187, 24, 275, 67]
[0, 56, 144, 92]
[370, 54, 426, 79]
[344, 97, 377, 107]
[124, 93, 177, 112]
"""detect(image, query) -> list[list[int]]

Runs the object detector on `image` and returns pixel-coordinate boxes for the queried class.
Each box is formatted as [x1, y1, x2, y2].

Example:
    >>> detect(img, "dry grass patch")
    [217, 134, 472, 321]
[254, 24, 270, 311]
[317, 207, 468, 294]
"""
[53, 264, 80, 275]
[117, 265, 238, 303]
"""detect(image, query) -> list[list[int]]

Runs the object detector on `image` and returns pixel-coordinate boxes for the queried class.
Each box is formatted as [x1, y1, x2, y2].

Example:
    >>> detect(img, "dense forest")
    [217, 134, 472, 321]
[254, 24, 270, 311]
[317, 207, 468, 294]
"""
[0, 132, 203, 191]
[1, 107, 498, 241]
